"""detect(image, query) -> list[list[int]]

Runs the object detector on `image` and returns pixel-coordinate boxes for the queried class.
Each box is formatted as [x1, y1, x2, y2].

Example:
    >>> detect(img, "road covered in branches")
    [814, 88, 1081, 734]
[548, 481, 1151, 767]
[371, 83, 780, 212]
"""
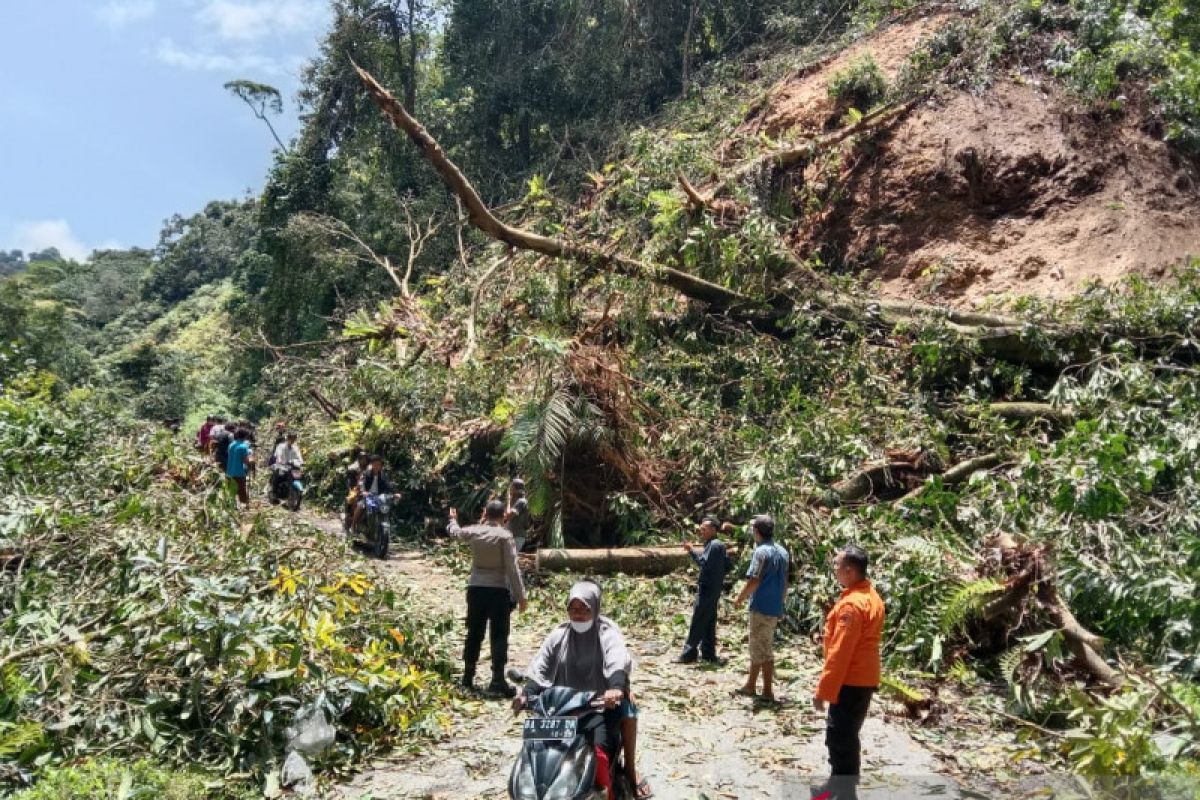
[316, 516, 958, 800]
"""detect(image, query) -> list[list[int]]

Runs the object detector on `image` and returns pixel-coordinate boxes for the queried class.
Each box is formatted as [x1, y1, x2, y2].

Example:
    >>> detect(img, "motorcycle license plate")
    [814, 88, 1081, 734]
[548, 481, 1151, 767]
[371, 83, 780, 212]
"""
[523, 717, 577, 741]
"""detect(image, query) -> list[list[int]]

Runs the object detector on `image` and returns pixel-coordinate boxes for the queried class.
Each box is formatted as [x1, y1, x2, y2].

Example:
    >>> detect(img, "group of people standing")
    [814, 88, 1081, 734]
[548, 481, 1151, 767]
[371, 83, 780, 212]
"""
[444, 501, 884, 800]
[195, 416, 303, 509]
[675, 514, 886, 798]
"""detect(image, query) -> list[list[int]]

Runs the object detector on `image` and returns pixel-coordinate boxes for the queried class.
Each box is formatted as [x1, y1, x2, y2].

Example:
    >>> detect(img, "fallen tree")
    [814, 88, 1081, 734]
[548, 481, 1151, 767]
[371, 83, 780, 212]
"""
[682, 99, 922, 209]
[979, 536, 1122, 688]
[823, 448, 938, 505]
[537, 545, 740, 576]
[988, 402, 1076, 425]
[897, 452, 1004, 504]
[352, 63, 1194, 371]
[352, 61, 752, 315]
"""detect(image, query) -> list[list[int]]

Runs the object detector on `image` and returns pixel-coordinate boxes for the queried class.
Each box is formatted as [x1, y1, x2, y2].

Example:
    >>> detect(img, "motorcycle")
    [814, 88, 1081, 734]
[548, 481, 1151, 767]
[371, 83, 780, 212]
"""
[509, 686, 630, 800]
[353, 492, 391, 559]
[269, 460, 305, 511]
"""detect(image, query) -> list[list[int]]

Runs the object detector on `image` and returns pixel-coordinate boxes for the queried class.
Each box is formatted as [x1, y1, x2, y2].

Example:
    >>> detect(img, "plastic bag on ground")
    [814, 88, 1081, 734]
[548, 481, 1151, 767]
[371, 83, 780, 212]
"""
[280, 750, 315, 796]
[286, 705, 335, 756]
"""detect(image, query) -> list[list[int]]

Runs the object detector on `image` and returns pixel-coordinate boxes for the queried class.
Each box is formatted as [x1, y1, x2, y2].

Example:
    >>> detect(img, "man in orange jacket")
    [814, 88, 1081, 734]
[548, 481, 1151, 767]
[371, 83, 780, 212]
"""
[812, 545, 884, 799]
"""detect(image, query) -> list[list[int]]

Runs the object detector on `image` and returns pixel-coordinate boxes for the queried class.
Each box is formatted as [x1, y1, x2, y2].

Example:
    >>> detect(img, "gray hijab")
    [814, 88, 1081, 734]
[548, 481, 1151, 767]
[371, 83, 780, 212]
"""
[525, 581, 632, 695]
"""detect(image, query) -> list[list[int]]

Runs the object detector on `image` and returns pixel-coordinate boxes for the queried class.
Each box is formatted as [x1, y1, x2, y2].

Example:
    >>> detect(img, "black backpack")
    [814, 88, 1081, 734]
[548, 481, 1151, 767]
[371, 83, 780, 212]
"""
[214, 431, 233, 466]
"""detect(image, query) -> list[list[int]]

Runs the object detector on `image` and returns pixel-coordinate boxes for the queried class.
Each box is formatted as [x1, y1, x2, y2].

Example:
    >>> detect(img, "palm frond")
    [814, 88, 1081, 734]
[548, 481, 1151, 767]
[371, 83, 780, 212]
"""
[546, 504, 564, 549]
[502, 387, 576, 471]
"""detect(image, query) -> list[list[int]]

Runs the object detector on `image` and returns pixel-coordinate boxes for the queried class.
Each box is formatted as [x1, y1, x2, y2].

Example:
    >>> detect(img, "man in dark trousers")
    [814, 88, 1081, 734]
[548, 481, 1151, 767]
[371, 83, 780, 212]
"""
[676, 517, 733, 664]
[812, 545, 885, 800]
[447, 500, 527, 697]
[505, 478, 531, 552]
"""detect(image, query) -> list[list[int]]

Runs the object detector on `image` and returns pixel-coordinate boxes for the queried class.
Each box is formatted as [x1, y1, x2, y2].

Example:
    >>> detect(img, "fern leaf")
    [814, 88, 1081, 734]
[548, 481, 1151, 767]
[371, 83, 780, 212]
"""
[939, 578, 1004, 634]
[880, 674, 926, 704]
[998, 646, 1027, 694]
[0, 721, 45, 759]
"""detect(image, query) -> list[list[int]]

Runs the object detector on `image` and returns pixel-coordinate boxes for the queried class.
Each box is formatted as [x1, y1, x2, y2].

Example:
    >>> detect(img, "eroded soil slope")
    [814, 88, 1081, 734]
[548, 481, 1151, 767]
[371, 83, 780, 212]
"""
[747, 14, 1200, 306]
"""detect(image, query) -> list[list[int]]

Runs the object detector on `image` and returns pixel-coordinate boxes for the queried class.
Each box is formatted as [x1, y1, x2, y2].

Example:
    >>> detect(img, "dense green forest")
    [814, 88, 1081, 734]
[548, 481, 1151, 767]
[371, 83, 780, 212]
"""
[2, 0, 1200, 796]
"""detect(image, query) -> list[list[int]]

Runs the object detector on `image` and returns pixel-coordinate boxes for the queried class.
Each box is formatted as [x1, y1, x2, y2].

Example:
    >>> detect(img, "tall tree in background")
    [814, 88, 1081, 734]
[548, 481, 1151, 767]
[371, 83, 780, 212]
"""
[224, 80, 291, 152]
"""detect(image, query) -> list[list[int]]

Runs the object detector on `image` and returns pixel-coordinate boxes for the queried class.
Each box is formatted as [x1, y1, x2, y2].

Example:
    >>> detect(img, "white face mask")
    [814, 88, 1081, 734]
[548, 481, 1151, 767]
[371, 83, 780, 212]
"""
[570, 619, 594, 634]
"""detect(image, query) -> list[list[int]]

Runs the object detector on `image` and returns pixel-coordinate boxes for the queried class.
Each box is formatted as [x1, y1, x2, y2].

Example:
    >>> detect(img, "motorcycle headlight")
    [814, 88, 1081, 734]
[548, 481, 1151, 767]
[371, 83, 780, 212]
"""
[544, 743, 593, 800]
[512, 756, 537, 800]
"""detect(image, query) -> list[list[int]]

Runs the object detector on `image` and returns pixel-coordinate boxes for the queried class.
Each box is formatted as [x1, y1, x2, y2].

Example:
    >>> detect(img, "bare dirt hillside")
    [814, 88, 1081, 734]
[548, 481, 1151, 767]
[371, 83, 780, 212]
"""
[749, 14, 1200, 307]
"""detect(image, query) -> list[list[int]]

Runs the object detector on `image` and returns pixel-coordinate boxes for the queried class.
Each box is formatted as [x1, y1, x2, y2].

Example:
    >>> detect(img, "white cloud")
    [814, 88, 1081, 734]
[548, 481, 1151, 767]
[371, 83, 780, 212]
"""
[154, 38, 284, 74]
[197, 0, 328, 42]
[6, 220, 96, 262]
[95, 0, 157, 28]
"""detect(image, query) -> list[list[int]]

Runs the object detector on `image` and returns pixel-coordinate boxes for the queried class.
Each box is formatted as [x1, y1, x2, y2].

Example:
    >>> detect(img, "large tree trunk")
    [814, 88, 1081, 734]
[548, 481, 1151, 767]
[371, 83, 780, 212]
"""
[352, 61, 752, 313]
[537, 545, 739, 576]
[351, 63, 1195, 370]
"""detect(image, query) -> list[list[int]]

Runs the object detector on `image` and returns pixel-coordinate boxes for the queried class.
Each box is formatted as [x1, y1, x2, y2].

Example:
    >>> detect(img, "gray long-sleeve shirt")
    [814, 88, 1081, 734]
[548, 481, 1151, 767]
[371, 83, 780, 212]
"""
[447, 520, 526, 603]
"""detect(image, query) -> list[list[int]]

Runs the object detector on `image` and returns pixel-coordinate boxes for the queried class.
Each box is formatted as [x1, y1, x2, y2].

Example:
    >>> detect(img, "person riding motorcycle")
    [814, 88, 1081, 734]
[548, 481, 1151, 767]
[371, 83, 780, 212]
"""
[513, 581, 650, 799]
[343, 449, 370, 532]
[270, 432, 303, 500]
[348, 454, 401, 533]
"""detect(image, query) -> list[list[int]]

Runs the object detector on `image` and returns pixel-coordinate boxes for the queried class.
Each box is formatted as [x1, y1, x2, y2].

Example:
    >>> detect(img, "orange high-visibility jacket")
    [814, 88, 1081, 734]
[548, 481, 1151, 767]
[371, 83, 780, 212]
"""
[816, 579, 885, 703]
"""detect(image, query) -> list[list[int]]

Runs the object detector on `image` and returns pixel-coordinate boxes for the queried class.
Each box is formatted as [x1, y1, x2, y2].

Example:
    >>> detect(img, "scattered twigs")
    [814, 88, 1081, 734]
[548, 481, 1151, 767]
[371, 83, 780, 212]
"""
[296, 211, 406, 292]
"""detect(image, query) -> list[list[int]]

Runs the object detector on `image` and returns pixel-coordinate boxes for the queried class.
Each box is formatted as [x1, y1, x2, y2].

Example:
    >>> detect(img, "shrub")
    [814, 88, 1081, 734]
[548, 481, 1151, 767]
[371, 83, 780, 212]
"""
[827, 55, 889, 109]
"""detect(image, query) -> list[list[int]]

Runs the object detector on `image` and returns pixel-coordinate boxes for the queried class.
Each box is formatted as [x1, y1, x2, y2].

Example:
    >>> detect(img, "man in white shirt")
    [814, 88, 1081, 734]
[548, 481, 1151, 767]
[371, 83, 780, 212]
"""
[272, 432, 303, 467]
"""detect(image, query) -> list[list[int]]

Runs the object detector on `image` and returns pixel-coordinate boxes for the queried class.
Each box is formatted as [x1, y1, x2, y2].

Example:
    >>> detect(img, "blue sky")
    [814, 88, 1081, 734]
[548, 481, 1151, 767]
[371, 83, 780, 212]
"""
[0, 1, 332, 260]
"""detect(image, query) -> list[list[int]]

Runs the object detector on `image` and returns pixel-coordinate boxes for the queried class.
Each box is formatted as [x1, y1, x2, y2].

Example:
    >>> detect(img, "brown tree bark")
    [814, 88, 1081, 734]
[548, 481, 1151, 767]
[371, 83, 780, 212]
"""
[537, 545, 739, 575]
[352, 61, 752, 313]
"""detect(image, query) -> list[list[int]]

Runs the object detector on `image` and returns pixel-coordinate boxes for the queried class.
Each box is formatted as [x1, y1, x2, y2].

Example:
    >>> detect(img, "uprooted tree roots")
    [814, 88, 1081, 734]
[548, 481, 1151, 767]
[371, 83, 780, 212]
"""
[974, 535, 1122, 688]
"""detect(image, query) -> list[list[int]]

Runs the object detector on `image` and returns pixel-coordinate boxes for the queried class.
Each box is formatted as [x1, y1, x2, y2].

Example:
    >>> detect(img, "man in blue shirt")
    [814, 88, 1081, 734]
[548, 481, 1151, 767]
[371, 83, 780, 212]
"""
[225, 428, 254, 509]
[733, 514, 789, 702]
[677, 517, 733, 664]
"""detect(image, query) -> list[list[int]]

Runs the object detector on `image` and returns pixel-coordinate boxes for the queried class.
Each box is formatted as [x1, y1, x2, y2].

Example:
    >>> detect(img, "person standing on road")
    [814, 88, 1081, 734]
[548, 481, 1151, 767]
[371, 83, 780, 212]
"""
[812, 545, 884, 800]
[732, 514, 789, 702]
[447, 500, 527, 697]
[676, 517, 733, 664]
[505, 478, 532, 552]
[196, 415, 215, 451]
[210, 417, 233, 466]
[225, 428, 254, 509]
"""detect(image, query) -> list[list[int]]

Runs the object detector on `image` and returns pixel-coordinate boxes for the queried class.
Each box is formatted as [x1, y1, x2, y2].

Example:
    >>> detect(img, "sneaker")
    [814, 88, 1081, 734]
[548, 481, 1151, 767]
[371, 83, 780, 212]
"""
[700, 654, 726, 666]
[674, 650, 698, 664]
[486, 679, 516, 698]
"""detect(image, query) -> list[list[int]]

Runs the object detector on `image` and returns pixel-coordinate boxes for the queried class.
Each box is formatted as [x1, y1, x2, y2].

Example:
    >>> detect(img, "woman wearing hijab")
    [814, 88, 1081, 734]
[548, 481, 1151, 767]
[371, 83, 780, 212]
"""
[513, 580, 652, 799]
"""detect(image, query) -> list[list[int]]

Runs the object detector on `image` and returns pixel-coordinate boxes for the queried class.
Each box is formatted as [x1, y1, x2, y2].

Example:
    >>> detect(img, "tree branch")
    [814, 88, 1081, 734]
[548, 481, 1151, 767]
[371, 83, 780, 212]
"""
[351, 60, 753, 313]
